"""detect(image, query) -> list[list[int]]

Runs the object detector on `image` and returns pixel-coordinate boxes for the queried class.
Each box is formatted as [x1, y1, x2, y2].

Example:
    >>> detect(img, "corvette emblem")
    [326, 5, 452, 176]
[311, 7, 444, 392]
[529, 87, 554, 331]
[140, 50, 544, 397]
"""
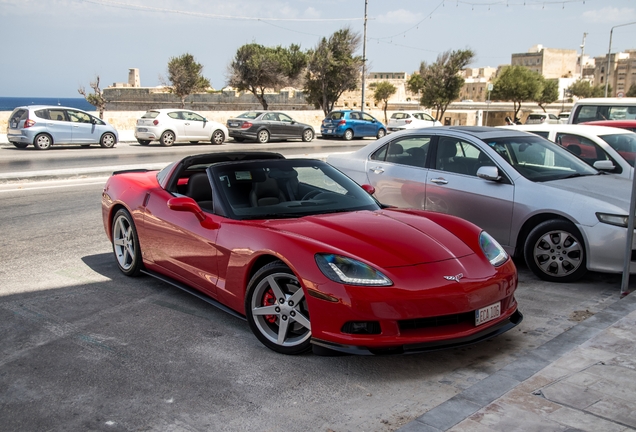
[444, 273, 464, 282]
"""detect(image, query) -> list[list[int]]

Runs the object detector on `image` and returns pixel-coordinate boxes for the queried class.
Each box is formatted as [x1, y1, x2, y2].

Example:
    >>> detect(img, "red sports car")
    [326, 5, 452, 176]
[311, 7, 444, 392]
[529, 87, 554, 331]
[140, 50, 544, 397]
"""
[102, 152, 522, 355]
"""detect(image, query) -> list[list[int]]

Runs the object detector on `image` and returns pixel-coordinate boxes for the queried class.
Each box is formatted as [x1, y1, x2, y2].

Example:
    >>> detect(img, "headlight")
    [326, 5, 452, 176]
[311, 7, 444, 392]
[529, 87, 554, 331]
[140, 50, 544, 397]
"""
[596, 212, 630, 228]
[315, 254, 392, 286]
[479, 231, 508, 267]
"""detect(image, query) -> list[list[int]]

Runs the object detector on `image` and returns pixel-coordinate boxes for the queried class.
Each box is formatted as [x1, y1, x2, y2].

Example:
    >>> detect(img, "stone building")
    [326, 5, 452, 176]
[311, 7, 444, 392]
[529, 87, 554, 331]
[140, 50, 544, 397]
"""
[458, 67, 497, 102]
[511, 45, 578, 79]
[591, 50, 636, 96]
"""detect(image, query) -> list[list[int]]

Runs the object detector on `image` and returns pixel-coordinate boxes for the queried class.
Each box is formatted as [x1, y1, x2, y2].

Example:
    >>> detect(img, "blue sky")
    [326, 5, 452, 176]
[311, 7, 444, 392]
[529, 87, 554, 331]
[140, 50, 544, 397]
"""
[1, 0, 635, 97]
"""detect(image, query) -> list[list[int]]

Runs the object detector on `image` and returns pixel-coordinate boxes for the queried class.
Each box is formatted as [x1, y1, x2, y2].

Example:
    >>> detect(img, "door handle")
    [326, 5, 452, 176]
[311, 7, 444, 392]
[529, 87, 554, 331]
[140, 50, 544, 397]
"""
[369, 166, 384, 174]
[185, 122, 190, 125]
[430, 177, 448, 185]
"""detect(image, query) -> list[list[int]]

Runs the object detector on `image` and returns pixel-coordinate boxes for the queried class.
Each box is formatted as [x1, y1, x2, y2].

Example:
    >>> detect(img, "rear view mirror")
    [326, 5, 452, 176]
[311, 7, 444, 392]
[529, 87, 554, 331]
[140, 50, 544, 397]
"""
[593, 160, 615, 171]
[476, 166, 501, 181]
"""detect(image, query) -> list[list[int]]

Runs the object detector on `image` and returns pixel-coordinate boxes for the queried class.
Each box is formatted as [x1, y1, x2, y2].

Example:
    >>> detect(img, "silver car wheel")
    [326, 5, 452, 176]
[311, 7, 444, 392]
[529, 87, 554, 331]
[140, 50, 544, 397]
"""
[532, 229, 583, 277]
[112, 209, 142, 276]
[343, 129, 353, 141]
[160, 131, 175, 146]
[246, 263, 311, 354]
[100, 132, 116, 148]
[257, 130, 270, 143]
[211, 130, 225, 145]
[34, 134, 52, 150]
[302, 129, 314, 142]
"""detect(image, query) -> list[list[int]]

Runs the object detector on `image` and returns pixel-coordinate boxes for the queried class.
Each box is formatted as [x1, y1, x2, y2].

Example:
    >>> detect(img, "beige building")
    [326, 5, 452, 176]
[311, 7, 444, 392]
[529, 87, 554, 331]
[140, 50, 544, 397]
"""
[592, 50, 636, 96]
[459, 67, 497, 102]
[511, 45, 578, 79]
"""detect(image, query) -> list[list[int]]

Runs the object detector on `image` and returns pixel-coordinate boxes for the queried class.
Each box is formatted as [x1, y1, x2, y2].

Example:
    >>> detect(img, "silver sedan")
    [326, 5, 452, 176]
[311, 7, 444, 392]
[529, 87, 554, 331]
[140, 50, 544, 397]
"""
[327, 126, 636, 283]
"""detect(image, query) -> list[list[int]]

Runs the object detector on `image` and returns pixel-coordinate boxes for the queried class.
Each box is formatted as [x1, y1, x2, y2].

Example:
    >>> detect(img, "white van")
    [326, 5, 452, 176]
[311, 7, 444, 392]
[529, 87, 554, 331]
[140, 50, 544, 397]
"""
[569, 97, 636, 124]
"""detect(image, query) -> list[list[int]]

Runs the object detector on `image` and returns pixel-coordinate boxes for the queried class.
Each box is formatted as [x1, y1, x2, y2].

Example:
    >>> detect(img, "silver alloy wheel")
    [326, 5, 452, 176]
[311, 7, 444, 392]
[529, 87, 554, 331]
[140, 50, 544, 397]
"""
[302, 129, 314, 142]
[100, 133, 116, 148]
[211, 130, 225, 145]
[343, 129, 353, 141]
[160, 131, 175, 146]
[377, 129, 386, 139]
[34, 134, 52, 150]
[257, 130, 270, 143]
[113, 213, 136, 272]
[532, 229, 583, 277]
[250, 272, 311, 349]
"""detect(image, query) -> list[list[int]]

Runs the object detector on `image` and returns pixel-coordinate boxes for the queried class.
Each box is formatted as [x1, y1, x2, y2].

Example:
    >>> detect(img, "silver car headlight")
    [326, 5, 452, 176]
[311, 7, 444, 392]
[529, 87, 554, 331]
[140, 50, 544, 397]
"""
[479, 231, 508, 267]
[596, 212, 631, 228]
[315, 254, 392, 286]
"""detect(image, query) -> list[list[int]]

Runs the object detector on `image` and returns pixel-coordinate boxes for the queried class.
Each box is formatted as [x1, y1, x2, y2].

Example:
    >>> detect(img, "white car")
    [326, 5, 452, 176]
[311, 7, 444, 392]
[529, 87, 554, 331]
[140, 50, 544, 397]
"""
[135, 109, 228, 146]
[507, 124, 636, 179]
[387, 111, 441, 133]
[525, 112, 562, 125]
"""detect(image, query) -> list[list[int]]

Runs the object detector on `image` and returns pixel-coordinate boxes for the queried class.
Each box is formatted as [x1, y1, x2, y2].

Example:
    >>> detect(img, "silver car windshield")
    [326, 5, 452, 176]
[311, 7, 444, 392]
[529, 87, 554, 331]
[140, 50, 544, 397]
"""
[482, 135, 598, 182]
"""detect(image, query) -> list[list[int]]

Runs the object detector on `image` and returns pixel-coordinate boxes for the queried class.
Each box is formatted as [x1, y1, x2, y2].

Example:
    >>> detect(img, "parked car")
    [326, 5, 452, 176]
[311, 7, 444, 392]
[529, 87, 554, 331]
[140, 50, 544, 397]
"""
[327, 126, 636, 283]
[509, 124, 636, 179]
[582, 119, 636, 133]
[135, 109, 228, 146]
[226, 111, 314, 143]
[569, 97, 636, 124]
[320, 110, 386, 140]
[387, 111, 442, 133]
[102, 151, 521, 355]
[525, 112, 561, 124]
[558, 112, 571, 121]
[7, 105, 118, 150]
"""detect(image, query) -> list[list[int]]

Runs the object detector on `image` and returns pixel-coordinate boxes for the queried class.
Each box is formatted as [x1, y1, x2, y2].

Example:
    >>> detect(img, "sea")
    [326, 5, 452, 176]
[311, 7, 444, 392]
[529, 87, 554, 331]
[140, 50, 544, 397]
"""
[0, 97, 94, 112]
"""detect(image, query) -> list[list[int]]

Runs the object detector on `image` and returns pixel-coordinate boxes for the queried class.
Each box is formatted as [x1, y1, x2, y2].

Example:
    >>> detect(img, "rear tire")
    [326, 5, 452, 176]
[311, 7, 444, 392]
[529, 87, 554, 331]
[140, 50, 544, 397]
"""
[100, 132, 116, 148]
[343, 129, 353, 141]
[12, 142, 28, 149]
[160, 130, 175, 146]
[33, 133, 52, 150]
[137, 139, 151, 146]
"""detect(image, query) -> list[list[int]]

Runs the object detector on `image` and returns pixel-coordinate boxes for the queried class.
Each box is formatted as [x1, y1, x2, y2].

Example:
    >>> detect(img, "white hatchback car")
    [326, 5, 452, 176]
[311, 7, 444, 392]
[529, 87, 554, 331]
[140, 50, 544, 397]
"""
[525, 112, 562, 124]
[135, 109, 228, 146]
[387, 111, 441, 133]
[508, 124, 636, 179]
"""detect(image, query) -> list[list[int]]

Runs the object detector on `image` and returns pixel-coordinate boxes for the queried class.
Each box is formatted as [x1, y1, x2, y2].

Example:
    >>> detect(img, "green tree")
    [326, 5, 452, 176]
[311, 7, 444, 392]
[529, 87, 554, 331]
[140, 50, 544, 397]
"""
[304, 27, 363, 116]
[491, 65, 543, 119]
[78, 75, 107, 119]
[370, 81, 396, 123]
[227, 43, 307, 110]
[567, 79, 610, 99]
[627, 83, 636, 97]
[407, 49, 475, 121]
[165, 53, 210, 108]
[536, 78, 559, 112]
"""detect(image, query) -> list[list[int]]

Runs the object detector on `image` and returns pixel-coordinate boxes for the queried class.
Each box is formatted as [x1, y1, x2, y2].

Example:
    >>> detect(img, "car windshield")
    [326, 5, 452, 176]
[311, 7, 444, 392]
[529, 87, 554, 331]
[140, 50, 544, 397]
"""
[237, 112, 262, 119]
[482, 135, 598, 182]
[209, 159, 380, 220]
[599, 133, 636, 167]
[141, 111, 160, 119]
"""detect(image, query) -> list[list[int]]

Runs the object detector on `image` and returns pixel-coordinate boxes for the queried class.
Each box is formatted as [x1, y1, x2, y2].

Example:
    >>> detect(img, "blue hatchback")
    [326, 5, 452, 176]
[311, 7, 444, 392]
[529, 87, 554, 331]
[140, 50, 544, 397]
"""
[320, 110, 386, 140]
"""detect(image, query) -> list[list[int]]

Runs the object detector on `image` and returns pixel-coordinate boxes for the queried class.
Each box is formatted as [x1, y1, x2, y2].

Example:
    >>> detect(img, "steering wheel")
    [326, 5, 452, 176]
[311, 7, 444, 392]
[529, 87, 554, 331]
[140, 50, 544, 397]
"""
[302, 190, 322, 200]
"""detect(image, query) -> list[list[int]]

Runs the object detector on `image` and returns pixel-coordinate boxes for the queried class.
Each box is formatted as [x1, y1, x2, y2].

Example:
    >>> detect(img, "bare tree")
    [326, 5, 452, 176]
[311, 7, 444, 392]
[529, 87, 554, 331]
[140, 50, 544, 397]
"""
[78, 75, 107, 119]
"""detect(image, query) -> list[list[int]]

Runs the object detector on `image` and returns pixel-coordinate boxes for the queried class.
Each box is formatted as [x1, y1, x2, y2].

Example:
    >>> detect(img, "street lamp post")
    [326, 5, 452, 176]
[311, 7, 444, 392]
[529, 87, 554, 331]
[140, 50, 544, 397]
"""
[360, 0, 368, 112]
[604, 21, 636, 97]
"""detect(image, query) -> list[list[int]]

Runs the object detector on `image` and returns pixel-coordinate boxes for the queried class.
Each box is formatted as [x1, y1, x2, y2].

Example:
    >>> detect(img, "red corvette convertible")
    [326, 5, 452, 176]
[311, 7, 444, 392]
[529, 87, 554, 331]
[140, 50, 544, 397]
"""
[102, 152, 522, 355]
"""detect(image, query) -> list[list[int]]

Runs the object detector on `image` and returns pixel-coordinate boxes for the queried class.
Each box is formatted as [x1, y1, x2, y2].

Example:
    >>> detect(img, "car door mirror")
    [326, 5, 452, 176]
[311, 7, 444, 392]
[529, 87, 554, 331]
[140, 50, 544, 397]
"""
[476, 166, 501, 181]
[593, 160, 615, 171]
[167, 197, 219, 229]
[361, 184, 376, 195]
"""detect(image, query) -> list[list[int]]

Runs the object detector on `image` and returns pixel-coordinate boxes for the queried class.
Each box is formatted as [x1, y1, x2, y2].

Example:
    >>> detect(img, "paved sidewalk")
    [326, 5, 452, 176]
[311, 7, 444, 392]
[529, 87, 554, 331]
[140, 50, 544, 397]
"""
[399, 292, 636, 431]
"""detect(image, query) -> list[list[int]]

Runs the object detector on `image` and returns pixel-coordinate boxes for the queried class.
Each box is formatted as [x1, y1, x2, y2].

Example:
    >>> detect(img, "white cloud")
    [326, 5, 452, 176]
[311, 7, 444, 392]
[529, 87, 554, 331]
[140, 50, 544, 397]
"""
[376, 9, 423, 24]
[582, 7, 636, 23]
[303, 7, 321, 19]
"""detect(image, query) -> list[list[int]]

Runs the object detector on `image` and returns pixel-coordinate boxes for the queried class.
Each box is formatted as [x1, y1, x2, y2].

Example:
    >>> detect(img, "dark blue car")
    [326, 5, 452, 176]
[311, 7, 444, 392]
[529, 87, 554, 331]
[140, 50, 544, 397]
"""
[320, 110, 386, 140]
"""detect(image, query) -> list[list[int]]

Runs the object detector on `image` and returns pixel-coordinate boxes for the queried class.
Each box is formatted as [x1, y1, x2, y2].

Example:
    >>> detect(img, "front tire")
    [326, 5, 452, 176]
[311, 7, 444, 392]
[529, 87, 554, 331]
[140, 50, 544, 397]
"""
[160, 130, 175, 146]
[211, 130, 225, 145]
[376, 128, 386, 139]
[100, 132, 116, 148]
[257, 129, 270, 143]
[302, 129, 314, 142]
[524, 219, 587, 282]
[33, 133, 52, 150]
[343, 129, 353, 141]
[245, 261, 311, 355]
[112, 209, 143, 276]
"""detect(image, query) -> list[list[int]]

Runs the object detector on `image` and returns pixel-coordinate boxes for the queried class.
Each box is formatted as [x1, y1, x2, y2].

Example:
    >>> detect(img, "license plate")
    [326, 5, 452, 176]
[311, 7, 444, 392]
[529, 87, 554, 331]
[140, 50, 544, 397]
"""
[10, 122, 17, 128]
[137, 127, 148, 132]
[230, 123, 239, 127]
[326, 129, 332, 133]
[475, 302, 501, 326]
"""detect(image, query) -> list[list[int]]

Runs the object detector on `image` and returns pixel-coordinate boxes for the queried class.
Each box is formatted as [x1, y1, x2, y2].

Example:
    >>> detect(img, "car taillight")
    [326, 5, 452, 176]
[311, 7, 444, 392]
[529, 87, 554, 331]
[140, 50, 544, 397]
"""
[153, 120, 159, 126]
[405, 119, 412, 124]
[338, 120, 346, 126]
[241, 122, 252, 129]
[24, 119, 36, 128]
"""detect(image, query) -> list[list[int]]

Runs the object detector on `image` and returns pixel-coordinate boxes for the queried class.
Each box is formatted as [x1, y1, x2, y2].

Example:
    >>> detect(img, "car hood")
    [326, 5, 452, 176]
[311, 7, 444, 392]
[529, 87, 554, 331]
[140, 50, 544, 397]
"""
[546, 174, 631, 210]
[264, 210, 475, 268]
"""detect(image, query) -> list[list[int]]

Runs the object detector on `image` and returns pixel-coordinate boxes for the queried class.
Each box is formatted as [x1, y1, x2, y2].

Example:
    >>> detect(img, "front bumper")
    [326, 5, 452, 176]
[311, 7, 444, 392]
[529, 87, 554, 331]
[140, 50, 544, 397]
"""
[580, 222, 636, 273]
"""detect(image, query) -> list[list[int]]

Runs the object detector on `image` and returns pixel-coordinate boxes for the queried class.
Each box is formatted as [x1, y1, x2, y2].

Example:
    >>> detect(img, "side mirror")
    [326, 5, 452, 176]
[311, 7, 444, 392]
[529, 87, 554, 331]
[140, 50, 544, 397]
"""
[167, 197, 219, 229]
[593, 160, 615, 171]
[476, 166, 501, 182]
[361, 184, 376, 195]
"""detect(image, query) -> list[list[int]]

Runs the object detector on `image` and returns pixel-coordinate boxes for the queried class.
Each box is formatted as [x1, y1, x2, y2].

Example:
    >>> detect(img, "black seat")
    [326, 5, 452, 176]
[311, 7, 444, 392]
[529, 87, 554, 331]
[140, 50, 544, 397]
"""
[186, 173, 214, 211]
[437, 140, 467, 174]
[250, 176, 286, 207]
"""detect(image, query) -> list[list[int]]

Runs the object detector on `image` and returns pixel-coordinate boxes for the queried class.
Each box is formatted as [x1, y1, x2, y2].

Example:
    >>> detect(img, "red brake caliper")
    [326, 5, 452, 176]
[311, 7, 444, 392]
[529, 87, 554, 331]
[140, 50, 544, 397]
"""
[263, 288, 277, 323]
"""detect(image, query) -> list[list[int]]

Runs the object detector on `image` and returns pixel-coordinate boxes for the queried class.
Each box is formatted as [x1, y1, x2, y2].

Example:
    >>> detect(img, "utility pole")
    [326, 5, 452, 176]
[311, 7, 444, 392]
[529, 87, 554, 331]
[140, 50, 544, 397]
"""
[579, 32, 587, 80]
[605, 21, 636, 97]
[360, 0, 368, 112]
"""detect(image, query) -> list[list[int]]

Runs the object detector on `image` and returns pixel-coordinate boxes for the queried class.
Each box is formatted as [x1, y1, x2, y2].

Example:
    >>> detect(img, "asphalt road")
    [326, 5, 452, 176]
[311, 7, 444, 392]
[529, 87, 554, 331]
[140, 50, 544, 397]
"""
[1, 170, 633, 431]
